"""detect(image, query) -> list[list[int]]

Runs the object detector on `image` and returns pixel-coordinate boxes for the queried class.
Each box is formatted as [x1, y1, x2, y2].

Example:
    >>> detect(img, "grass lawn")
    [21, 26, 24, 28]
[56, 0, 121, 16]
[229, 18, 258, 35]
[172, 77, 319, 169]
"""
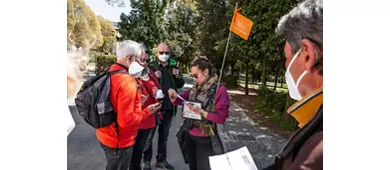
[238, 80, 288, 93]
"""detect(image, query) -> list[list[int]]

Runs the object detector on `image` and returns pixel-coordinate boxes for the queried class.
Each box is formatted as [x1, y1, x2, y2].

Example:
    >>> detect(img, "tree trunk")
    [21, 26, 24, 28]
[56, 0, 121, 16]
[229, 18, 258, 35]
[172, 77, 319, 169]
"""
[251, 65, 256, 84]
[230, 62, 235, 75]
[274, 67, 279, 91]
[261, 61, 267, 88]
[245, 60, 250, 95]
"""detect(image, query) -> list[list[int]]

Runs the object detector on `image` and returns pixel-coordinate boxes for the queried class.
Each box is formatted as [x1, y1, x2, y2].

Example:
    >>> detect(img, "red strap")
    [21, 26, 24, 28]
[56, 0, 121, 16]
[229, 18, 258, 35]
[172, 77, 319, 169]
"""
[149, 69, 161, 89]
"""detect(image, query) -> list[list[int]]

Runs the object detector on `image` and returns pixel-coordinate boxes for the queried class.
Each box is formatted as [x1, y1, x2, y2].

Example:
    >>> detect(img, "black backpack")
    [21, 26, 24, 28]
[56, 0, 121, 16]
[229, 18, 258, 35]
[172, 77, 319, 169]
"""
[75, 69, 127, 129]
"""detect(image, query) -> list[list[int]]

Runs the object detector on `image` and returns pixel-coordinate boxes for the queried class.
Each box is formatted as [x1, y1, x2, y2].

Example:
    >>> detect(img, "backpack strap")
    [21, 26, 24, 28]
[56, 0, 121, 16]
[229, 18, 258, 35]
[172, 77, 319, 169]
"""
[109, 70, 128, 75]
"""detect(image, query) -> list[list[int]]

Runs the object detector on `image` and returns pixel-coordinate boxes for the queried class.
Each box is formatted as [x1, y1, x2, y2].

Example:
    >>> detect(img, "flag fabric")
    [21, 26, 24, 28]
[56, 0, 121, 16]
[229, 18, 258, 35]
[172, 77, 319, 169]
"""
[229, 8, 253, 40]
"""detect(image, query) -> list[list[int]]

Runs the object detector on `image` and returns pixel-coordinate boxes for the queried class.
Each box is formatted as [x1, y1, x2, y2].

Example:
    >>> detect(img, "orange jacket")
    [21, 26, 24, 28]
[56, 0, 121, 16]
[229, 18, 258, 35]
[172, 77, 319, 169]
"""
[96, 63, 150, 148]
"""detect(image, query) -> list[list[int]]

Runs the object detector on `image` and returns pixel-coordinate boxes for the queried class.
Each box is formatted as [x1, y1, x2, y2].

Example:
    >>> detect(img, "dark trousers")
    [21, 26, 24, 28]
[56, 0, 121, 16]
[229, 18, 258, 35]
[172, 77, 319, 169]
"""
[184, 133, 215, 170]
[100, 143, 134, 170]
[143, 110, 173, 162]
[129, 128, 152, 170]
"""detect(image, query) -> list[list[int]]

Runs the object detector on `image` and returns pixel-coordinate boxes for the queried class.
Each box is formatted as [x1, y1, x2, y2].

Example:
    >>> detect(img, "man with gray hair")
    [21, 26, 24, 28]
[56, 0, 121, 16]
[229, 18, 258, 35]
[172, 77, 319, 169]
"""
[264, 0, 323, 169]
[96, 40, 162, 170]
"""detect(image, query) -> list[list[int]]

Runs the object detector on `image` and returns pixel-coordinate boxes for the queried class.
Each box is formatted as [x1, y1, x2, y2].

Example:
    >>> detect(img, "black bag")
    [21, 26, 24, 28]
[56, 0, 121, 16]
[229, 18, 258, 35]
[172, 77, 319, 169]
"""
[75, 69, 127, 129]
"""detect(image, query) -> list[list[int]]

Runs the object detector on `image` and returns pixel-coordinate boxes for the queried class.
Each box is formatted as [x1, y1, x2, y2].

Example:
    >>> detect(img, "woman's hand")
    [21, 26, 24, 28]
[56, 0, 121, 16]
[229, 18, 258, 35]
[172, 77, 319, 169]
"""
[168, 88, 177, 103]
[186, 103, 208, 118]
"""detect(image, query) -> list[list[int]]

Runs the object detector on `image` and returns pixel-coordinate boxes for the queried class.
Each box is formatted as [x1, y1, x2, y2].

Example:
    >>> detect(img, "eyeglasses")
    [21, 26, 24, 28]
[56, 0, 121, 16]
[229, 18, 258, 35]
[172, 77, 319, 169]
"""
[192, 74, 198, 79]
[158, 51, 170, 55]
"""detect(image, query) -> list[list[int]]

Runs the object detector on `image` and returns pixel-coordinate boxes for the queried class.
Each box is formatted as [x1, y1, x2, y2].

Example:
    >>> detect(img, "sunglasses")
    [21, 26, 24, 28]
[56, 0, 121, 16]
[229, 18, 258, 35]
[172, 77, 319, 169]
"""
[138, 57, 150, 63]
[158, 51, 170, 55]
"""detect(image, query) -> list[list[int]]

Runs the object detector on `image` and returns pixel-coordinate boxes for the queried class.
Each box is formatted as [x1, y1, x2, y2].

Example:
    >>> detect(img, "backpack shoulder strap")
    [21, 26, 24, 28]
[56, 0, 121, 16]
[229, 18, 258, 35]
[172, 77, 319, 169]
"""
[108, 70, 127, 75]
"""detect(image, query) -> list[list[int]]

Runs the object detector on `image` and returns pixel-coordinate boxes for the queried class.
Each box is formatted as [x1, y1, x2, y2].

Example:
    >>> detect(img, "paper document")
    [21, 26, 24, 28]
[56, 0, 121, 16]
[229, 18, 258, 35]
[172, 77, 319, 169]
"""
[209, 146, 258, 170]
[182, 101, 202, 120]
[177, 94, 187, 102]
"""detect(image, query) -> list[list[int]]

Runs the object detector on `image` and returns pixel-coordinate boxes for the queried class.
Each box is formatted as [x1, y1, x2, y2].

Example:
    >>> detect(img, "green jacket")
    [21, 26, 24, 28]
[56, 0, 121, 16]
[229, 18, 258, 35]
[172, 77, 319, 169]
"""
[148, 58, 185, 118]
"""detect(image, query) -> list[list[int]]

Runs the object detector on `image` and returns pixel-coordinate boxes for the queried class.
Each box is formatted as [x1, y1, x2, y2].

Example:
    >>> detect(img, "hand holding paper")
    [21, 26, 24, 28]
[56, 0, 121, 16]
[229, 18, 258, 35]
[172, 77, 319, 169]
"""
[182, 101, 202, 120]
[186, 103, 202, 115]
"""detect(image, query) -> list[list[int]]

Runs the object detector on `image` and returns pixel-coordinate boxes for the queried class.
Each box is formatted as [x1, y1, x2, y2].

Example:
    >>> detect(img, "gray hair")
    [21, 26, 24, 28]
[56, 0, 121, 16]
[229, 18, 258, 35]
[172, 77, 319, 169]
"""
[276, 0, 323, 54]
[116, 40, 144, 59]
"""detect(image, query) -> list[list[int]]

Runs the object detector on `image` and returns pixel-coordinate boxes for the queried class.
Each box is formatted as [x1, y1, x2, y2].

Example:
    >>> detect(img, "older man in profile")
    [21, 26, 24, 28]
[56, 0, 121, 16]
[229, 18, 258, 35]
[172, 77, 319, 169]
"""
[264, 0, 323, 170]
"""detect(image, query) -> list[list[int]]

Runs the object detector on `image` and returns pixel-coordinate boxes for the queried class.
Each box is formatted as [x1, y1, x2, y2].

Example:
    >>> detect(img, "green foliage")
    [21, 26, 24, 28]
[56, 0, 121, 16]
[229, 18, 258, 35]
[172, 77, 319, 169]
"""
[165, 1, 199, 67]
[88, 51, 101, 63]
[254, 87, 298, 131]
[194, 0, 229, 70]
[67, 0, 103, 49]
[98, 16, 117, 53]
[95, 54, 117, 75]
[223, 74, 239, 89]
[118, 0, 170, 49]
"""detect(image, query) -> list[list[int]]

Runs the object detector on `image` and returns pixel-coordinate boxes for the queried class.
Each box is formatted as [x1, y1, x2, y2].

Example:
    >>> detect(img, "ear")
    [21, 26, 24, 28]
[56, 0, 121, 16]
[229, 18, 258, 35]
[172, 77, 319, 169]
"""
[301, 39, 318, 74]
[203, 68, 209, 76]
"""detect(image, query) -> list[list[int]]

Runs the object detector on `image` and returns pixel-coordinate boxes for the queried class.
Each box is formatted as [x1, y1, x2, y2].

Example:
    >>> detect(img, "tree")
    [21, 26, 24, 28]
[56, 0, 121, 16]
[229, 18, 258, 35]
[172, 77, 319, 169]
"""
[194, 0, 229, 71]
[118, 0, 170, 49]
[67, 0, 76, 41]
[85, 7, 103, 49]
[67, 0, 103, 48]
[72, 16, 93, 48]
[223, 0, 296, 94]
[98, 16, 117, 53]
[165, 1, 199, 68]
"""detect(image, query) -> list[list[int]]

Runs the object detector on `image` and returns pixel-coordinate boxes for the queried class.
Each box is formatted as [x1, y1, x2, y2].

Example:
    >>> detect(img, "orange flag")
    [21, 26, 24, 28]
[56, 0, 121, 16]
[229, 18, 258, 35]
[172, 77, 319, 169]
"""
[229, 8, 253, 40]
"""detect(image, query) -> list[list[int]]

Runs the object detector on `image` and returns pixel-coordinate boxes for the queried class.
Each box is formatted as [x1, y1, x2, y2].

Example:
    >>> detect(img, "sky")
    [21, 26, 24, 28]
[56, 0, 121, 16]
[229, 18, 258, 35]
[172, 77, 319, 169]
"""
[84, 0, 131, 22]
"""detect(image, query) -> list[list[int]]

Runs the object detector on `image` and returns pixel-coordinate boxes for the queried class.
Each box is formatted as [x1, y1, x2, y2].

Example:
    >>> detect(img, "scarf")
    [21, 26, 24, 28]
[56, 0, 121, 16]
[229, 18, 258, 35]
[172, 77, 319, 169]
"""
[188, 74, 219, 136]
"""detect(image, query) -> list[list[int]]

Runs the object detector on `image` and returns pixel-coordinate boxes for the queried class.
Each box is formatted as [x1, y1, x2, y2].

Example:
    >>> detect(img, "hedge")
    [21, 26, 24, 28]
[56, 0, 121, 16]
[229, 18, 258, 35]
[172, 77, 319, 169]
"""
[223, 74, 239, 89]
[254, 87, 298, 131]
[95, 54, 116, 75]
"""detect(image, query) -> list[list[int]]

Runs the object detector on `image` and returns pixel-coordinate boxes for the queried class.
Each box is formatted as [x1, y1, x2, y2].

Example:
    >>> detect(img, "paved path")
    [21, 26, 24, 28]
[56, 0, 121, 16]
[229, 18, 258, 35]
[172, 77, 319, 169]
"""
[67, 73, 287, 170]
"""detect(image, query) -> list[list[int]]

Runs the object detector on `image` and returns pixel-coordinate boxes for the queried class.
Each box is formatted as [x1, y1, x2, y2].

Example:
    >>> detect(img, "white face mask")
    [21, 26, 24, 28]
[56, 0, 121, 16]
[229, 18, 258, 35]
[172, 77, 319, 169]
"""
[285, 48, 307, 101]
[128, 60, 145, 78]
[158, 54, 169, 62]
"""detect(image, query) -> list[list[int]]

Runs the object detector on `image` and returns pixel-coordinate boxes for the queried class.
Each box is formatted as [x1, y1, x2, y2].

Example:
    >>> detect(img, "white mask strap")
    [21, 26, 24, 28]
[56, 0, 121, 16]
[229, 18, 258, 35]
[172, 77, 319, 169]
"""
[287, 48, 302, 71]
[296, 70, 307, 87]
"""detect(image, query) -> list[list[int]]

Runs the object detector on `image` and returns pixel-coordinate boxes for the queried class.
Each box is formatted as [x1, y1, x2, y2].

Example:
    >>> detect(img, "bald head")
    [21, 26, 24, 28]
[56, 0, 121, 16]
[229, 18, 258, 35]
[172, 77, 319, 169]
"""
[156, 43, 171, 63]
[157, 43, 170, 53]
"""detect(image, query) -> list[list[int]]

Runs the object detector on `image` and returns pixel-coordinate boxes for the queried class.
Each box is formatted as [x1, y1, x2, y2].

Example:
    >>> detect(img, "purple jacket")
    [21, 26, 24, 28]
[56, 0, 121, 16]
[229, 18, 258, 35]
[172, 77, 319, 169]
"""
[174, 85, 230, 137]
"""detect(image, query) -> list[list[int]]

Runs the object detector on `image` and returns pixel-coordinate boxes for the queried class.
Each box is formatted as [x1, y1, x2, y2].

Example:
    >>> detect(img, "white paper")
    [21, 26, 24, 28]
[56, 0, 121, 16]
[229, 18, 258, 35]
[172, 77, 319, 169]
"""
[209, 153, 232, 170]
[209, 146, 258, 170]
[182, 101, 202, 120]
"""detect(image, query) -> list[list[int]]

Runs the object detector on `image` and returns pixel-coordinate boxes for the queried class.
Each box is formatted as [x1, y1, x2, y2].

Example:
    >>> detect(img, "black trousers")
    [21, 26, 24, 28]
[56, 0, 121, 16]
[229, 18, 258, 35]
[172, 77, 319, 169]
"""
[100, 143, 134, 170]
[129, 128, 152, 170]
[143, 109, 173, 162]
[184, 133, 215, 170]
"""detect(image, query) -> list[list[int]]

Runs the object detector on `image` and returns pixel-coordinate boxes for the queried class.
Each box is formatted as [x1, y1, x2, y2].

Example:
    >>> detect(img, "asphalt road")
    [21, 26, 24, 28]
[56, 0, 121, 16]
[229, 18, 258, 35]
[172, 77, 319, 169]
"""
[67, 74, 193, 170]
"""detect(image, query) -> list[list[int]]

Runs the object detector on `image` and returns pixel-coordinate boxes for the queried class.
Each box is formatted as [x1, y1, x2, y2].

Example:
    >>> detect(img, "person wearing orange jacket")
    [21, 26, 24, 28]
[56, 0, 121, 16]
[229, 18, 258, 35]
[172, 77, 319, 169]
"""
[96, 40, 162, 170]
[129, 47, 163, 170]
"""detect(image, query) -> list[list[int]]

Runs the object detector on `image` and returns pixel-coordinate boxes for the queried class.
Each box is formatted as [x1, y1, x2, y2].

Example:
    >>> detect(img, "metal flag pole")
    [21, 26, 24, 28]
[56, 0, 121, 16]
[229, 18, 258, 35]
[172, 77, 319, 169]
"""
[215, 2, 238, 99]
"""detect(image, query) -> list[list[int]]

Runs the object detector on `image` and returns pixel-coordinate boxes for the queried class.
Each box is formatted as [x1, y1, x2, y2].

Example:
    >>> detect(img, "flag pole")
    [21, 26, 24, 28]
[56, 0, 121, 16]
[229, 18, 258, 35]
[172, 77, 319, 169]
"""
[215, 2, 238, 96]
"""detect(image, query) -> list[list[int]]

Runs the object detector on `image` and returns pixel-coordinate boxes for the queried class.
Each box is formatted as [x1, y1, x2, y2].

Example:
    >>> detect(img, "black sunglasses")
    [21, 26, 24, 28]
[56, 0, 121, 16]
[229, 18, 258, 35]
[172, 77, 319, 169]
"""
[158, 51, 170, 55]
